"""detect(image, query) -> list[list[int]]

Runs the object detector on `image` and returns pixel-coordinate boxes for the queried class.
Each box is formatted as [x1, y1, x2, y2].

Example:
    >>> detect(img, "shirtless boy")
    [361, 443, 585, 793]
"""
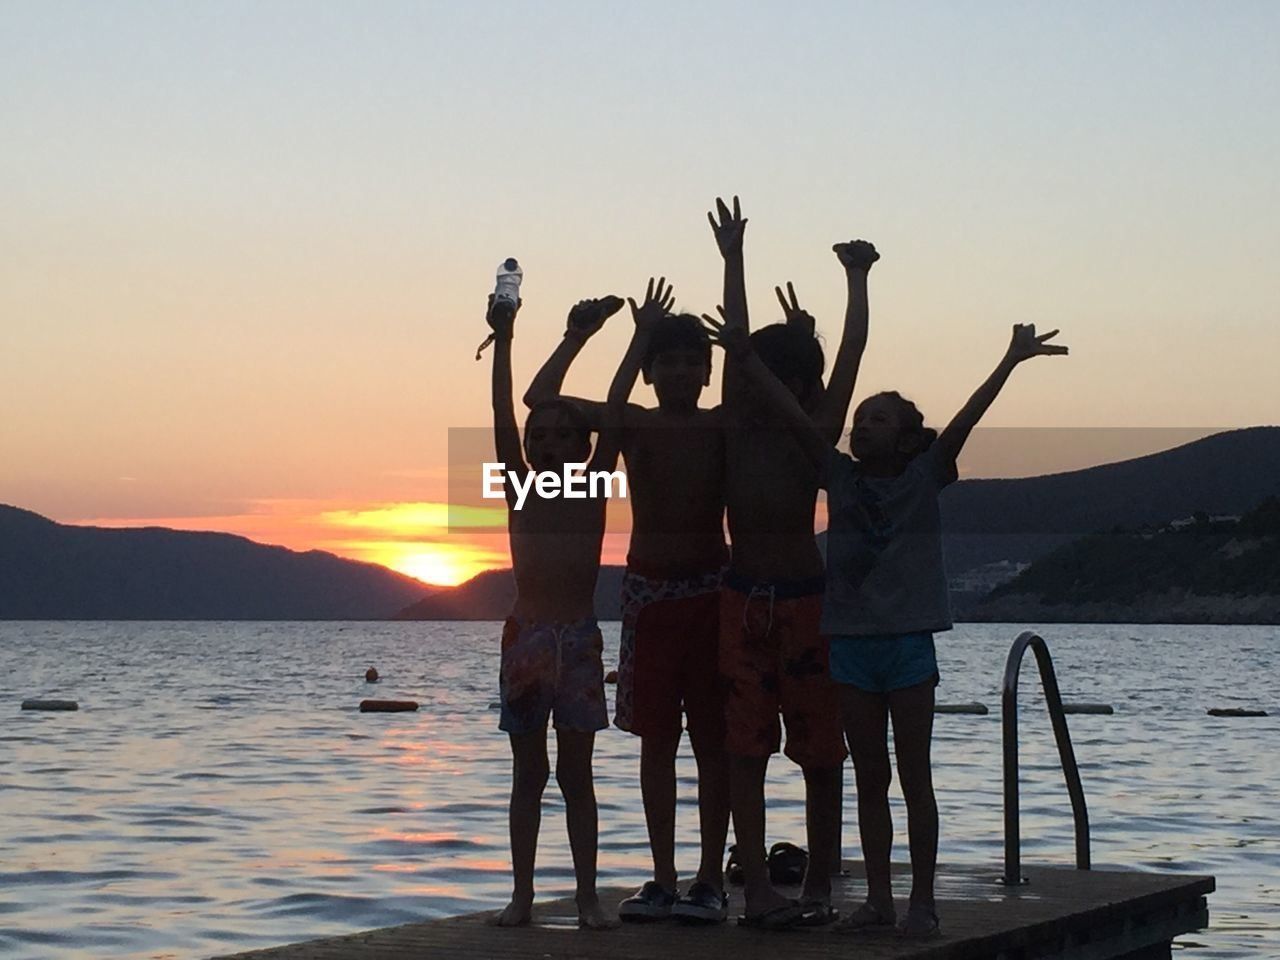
[707, 195, 880, 928]
[524, 279, 731, 923]
[488, 295, 621, 930]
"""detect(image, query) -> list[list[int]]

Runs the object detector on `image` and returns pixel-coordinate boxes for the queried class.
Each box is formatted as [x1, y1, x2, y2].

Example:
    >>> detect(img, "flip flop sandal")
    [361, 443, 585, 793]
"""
[736, 900, 806, 930]
[766, 841, 809, 886]
[796, 900, 839, 927]
[836, 901, 897, 934]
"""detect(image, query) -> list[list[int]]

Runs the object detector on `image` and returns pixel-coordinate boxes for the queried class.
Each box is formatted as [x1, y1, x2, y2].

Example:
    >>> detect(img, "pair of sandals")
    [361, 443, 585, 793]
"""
[838, 901, 941, 939]
[736, 898, 837, 930]
[725, 841, 809, 887]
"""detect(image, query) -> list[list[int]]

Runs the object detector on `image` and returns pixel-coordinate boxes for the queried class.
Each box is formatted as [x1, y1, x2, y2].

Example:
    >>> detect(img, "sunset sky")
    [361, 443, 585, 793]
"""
[4, 2, 1277, 585]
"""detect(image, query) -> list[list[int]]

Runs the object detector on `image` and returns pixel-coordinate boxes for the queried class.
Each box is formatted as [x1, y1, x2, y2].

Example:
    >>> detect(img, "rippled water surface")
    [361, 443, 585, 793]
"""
[1, 622, 1277, 958]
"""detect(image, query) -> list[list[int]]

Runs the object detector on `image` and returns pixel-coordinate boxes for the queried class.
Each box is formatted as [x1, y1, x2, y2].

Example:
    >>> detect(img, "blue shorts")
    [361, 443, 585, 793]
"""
[828, 632, 939, 693]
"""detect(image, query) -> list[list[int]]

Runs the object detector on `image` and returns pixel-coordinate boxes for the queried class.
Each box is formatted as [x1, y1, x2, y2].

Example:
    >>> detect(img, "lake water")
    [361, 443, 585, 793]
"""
[1, 622, 1276, 958]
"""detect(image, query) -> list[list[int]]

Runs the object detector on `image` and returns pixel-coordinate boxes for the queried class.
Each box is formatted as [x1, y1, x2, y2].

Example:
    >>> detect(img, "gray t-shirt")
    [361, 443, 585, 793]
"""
[819, 444, 957, 637]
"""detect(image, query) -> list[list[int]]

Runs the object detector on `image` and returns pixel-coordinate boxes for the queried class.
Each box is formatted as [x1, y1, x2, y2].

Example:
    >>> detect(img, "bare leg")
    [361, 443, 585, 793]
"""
[493, 729, 549, 926]
[729, 753, 791, 916]
[888, 681, 938, 911]
[831, 761, 846, 876]
[692, 740, 730, 890]
[640, 732, 681, 891]
[841, 687, 895, 915]
[800, 762, 841, 903]
[556, 729, 616, 930]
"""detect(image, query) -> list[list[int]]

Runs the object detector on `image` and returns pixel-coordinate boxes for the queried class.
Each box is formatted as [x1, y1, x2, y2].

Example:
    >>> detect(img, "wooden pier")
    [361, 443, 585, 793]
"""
[216, 860, 1213, 959]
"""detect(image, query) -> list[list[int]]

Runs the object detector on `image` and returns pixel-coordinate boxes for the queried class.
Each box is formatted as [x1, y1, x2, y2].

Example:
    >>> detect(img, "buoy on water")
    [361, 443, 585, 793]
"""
[1063, 703, 1114, 715]
[21, 699, 79, 711]
[1207, 707, 1268, 717]
[365, 667, 379, 683]
[934, 703, 988, 715]
[360, 699, 418, 713]
[604, 670, 618, 685]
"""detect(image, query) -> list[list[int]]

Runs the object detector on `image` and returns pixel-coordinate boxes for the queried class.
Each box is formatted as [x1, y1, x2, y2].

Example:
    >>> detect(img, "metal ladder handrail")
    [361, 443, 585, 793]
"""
[1001, 630, 1091, 885]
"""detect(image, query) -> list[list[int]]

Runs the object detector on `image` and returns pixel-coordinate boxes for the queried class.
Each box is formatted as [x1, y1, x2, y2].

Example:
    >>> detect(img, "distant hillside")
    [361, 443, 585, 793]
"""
[969, 497, 1280, 623]
[939, 426, 1280, 580]
[938, 426, 1280, 613]
[396, 566, 626, 621]
[402, 427, 1280, 622]
[0, 505, 430, 620]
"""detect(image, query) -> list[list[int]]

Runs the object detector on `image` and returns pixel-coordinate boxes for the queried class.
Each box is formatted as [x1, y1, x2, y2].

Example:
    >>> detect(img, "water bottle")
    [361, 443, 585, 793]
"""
[476, 258, 523, 359]
[490, 258, 523, 324]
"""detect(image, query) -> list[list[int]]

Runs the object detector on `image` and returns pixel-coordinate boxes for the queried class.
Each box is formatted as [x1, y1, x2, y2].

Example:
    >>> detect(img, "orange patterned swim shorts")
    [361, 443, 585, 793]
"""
[719, 573, 846, 768]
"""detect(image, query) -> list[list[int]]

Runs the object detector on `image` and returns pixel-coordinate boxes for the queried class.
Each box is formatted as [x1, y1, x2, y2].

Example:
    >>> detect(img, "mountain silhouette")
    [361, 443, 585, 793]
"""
[0, 505, 429, 619]
[396, 566, 627, 621]
[970, 496, 1280, 623]
[936, 425, 1280, 581]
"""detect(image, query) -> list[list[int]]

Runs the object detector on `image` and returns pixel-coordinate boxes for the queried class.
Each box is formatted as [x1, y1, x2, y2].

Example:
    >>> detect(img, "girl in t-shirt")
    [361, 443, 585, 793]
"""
[703, 311, 1067, 938]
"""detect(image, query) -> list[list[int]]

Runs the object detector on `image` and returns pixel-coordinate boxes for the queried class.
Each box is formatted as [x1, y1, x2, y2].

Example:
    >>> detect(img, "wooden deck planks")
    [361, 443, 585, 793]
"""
[216, 862, 1213, 960]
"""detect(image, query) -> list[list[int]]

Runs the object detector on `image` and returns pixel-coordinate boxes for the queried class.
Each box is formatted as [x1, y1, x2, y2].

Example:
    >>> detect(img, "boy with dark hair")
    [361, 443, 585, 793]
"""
[524, 279, 732, 924]
[642, 313, 714, 378]
[706, 195, 880, 928]
[487, 295, 622, 931]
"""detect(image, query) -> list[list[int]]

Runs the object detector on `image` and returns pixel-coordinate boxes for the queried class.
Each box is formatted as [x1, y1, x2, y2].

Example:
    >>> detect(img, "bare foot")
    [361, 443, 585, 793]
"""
[490, 895, 533, 927]
[577, 894, 619, 930]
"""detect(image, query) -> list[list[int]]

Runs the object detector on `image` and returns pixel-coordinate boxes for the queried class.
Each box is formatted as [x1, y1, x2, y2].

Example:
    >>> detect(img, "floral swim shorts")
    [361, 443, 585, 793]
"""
[498, 616, 608, 735]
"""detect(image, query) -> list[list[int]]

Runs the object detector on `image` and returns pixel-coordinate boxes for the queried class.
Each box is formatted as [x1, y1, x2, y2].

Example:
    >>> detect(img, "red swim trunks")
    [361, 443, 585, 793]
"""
[614, 563, 725, 752]
[719, 573, 847, 769]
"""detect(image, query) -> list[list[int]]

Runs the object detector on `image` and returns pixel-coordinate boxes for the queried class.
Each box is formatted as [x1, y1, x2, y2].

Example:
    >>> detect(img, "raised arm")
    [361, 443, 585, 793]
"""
[935, 323, 1069, 469]
[813, 240, 879, 443]
[489, 302, 528, 504]
[520, 296, 625, 423]
[707, 196, 749, 405]
[605, 278, 673, 410]
[592, 279, 673, 472]
[702, 308, 830, 469]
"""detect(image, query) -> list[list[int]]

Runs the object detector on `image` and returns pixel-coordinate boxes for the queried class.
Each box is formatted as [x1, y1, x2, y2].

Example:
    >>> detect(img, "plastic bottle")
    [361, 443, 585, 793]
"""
[490, 258, 523, 322]
[475, 258, 524, 360]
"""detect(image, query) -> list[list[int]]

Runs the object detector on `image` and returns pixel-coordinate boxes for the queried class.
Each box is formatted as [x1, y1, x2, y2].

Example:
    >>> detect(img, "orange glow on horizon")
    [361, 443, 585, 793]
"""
[318, 503, 506, 586]
[65, 499, 636, 586]
[68, 499, 513, 587]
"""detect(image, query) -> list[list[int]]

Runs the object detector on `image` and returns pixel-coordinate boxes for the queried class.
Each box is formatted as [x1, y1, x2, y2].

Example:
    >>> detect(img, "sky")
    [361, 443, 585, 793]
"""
[3, 1, 1278, 585]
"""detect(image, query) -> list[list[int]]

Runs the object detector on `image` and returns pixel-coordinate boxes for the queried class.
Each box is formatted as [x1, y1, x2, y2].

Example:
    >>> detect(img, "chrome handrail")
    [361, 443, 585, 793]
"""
[1001, 631, 1091, 885]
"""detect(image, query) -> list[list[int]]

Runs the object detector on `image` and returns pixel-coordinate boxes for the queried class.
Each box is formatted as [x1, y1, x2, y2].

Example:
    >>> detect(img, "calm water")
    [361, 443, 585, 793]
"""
[1, 622, 1276, 959]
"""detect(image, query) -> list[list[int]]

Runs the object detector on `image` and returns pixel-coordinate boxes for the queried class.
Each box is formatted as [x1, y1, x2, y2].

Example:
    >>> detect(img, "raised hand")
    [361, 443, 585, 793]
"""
[627, 277, 675, 331]
[1005, 323, 1069, 364]
[477, 293, 521, 360]
[566, 296, 626, 338]
[707, 195, 747, 257]
[485, 293, 518, 336]
[833, 239, 880, 272]
[774, 281, 815, 335]
[701, 306, 751, 358]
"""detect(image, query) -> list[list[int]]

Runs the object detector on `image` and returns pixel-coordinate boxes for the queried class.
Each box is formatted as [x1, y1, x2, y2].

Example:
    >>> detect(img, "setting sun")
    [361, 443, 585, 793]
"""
[371, 544, 495, 587]
[396, 551, 472, 587]
[316, 502, 508, 586]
